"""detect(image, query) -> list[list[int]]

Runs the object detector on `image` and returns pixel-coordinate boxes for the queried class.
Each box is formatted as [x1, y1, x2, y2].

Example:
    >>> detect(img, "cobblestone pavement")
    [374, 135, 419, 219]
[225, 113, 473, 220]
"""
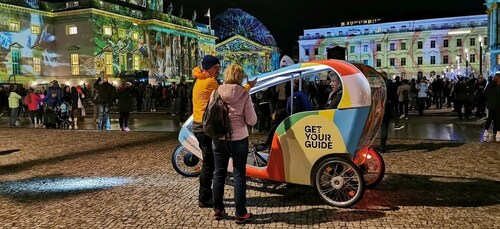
[0, 128, 499, 228]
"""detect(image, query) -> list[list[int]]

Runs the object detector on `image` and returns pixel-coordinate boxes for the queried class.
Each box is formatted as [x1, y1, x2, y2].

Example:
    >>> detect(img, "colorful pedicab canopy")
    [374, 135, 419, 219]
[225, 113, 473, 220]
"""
[246, 59, 372, 109]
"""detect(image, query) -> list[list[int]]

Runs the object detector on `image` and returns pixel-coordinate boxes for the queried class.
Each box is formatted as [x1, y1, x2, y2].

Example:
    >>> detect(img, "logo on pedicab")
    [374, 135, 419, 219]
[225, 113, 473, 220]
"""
[304, 125, 333, 149]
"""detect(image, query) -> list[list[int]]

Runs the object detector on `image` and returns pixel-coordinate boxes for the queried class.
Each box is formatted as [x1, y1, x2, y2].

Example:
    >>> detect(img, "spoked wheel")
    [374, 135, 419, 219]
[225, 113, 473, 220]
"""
[171, 145, 201, 177]
[313, 156, 365, 208]
[360, 149, 385, 189]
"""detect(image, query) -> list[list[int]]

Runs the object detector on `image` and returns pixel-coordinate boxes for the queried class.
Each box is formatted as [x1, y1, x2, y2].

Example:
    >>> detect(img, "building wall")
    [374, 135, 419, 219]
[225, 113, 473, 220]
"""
[0, 1, 216, 86]
[299, 15, 489, 79]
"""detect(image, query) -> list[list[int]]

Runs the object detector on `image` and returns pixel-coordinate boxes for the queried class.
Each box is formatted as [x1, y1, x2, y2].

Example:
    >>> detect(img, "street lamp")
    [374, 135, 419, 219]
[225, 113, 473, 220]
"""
[465, 48, 469, 77]
[478, 36, 483, 76]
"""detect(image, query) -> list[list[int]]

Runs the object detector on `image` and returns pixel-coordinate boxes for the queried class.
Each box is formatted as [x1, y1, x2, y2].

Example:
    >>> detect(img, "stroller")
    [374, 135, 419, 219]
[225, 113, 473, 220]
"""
[57, 102, 73, 129]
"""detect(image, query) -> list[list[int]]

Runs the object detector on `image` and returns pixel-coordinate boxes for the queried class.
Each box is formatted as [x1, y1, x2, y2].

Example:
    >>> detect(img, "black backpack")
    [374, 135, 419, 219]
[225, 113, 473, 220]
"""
[202, 89, 232, 139]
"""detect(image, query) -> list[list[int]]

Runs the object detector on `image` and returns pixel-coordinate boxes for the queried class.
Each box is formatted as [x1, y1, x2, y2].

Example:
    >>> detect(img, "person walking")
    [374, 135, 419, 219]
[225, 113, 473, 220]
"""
[177, 77, 188, 124]
[24, 88, 42, 127]
[379, 72, 403, 152]
[211, 64, 257, 224]
[397, 79, 410, 118]
[117, 81, 134, 131]
[416, 78, 429, 116]
[8, 86, 21, 127]
[483, 74, 500, 139]
[94, 77, 115, 130]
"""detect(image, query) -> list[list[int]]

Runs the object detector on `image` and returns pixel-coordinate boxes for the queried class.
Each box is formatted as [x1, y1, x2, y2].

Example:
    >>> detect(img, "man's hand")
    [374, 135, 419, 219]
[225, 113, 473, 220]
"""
[248, 77, 258, 88]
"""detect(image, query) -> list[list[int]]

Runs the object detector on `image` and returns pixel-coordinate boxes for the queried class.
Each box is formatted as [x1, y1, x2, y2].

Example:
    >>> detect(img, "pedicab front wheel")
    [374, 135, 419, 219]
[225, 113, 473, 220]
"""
[313, 156, 365, 208]
[171, 145, 201, 177]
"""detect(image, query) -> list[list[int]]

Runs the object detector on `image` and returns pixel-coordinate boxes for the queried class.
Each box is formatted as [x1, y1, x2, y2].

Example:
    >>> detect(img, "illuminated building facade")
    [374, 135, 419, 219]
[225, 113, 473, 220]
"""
[298, 15, 489, 79]
[0, 0, 216, 86]
[212, 8, 281, 78]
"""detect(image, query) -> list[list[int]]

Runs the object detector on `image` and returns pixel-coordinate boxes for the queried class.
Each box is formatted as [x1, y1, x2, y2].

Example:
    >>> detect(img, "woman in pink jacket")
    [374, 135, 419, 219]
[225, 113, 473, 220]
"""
[24, 88, 41, 127]
[211, 64, 257, 224]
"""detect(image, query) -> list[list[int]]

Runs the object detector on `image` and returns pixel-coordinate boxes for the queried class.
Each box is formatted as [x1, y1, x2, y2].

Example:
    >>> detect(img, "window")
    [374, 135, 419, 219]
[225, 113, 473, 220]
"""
[389, 58, 395, 66]
[417, 41, 423, 49]
[443, 55, 449, 64]
[132, 32, 139, 40]
[417, 56, 423, 65]
[430, 56, 436, 65]
[401, 42, 406, 50]
[118, 29, 126, 39]
[305, 48, 310, 56]
[363, 59, 368, 65]
[103, 25, 112, 36]
[11, 50, 21, 75]
[350, 45, 355, 53]
[9, 21, 20, 32]
[444, 39, 449, 48]
[457, 38, 462, 47]
[363, 44, 368, 52]
[364, 29, 369, 34]
[483, 38, 488, 46]
[389, 43, 395, 51]
[33, 57, 42, 75]
[339, 31, 343, 36]
[401, 58, 406, 66]
[376, 59, 381, 67]
[314, 48, 318, 55]
[119, 53, 127, 71]
[133, 54, 140, 70]
[470, 38, 476, 46]
[497, 54, 500, 65]
[66, 25, 78, 35]
[31, 25, 40, 34]
[376, 44, 381, 51]
[430, 40, 436, 48]
[470, 54, 476, 63]
[71, 53, 80, 75]
[66, 1, 79, 8]
[105, 52, 113, 75]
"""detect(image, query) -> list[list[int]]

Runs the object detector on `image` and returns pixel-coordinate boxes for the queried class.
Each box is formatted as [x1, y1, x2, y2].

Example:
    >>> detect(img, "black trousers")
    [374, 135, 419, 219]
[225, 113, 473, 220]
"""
[194, 131, 214, 202]
[119, 112, 130, 128]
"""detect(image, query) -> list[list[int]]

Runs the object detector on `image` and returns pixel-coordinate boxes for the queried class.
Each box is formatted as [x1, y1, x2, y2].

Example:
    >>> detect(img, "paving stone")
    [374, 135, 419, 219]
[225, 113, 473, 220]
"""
[0, 128, 498, 228]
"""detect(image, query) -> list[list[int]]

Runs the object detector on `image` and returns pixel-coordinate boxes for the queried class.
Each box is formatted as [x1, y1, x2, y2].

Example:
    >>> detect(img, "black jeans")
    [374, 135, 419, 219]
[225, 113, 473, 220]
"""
[485, 109, 498, 132]
[194, 131, 214, 203]
[398, 100, 409, 117]
[213, 138, 249, 216]
[119, 112, 130, 128]
[417, 98, 426, 115]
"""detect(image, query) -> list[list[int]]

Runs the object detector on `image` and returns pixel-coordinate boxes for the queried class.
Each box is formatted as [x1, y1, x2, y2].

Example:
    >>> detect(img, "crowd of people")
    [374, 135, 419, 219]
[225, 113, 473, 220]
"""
[0, 77, 192, 130]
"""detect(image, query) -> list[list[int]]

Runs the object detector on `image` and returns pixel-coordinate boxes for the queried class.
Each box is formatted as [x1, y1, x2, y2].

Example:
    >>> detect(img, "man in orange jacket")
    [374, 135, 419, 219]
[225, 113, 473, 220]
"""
[192, 55, 256, 207]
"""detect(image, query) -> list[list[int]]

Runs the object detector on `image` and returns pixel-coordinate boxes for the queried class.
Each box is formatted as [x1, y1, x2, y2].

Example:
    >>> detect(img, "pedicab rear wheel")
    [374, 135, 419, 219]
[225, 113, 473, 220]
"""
[171, 145, 201, 177]
[313, 156, 365, 208]
[361, 149, 385, 188]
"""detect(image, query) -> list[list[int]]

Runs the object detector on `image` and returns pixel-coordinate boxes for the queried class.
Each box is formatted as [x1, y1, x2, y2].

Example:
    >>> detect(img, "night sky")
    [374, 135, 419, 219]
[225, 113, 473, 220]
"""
[168, 0, 487, 56]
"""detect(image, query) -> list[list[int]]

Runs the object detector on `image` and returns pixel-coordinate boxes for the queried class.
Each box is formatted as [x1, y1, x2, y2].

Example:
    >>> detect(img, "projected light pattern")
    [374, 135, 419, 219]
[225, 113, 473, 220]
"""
[0, 177, 133, 195]
[213, 8, 277, 47]
[0, 1, 215, 83]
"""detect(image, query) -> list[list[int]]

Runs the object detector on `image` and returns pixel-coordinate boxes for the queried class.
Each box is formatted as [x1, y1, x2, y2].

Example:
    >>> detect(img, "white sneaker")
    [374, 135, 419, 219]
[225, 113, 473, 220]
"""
[483, 130, 490, 137]
[394, 125, 404, 131]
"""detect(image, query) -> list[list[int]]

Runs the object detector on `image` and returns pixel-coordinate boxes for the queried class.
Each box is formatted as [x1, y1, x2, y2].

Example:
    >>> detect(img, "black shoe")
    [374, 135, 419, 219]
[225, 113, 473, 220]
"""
[198, 199, 213, 208]
[213, 209, 227, 220]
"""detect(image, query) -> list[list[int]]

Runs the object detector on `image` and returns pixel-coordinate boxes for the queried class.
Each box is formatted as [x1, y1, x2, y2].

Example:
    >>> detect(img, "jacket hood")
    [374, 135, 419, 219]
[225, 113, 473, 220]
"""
[217, 84, 247, 104]
[192, 67, 213, 80]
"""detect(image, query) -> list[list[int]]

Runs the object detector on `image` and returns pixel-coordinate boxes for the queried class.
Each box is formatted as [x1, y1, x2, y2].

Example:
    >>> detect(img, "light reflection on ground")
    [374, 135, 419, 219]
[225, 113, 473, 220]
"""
[0, 177, 133, 195]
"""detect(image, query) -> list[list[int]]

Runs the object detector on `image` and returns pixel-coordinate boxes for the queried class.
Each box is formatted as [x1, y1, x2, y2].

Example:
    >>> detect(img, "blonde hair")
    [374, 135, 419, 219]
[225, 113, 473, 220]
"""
[223, 64, 245, 85]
